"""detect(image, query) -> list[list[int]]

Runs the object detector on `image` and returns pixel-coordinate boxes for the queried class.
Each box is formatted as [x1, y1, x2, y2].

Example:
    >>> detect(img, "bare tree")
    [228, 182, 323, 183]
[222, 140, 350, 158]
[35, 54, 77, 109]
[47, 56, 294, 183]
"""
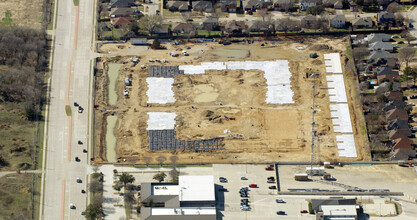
[181, 12, 194, 23]
[139, 15, 163, 35]
[318, 16, 329, 33]
[387, 2, 401, 13]
[89, 180, 102, 194]
[276, 18, 300, 34]
[169, 167, 179, 183]
[143, 157, 152, 166]
[395, 13, 405, 27]
[258, 8, 268, 22]
[280, 0, 294, 12]
[169, 155, 179, 165]
[352, 46, 369, 62]
[156, 156, 167, 165]
[398, 46, 416, 67]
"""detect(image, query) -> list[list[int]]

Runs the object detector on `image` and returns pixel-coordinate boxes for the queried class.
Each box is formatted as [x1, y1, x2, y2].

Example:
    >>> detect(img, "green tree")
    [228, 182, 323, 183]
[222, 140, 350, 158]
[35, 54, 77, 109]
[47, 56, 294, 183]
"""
[113, 181, 123, 192]
[85, 203, 103, 220]
[153, 172, 167, 183]
[119, 172, 135, 188]
[89, 180, 102, 195]
[0, 11, 13, 27]
[403, 66, 413, 85]
[151, 38, 161, 49]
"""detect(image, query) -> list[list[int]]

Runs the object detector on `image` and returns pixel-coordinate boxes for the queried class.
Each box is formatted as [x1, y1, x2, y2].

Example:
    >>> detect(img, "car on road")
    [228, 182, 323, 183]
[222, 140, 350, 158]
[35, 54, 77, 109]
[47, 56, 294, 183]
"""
[73, 102, 79, 107]
[70, 203, 76, 209]
[219, 177, 227, 183]
[75, 157, 80, 162]
[249, 184, 257, 188]
[300, 210, 308, 213]
[269, 186, 277, 189]
[76, 177, 82, 183]
[78, 106, 83, 113]
[78, 140, 83, 144]
[240, 205, 250, 211]
[241, 176, 248, 180]
[81, 189, 85, 193]
[276, 199, 286, 203]
[277, 211, 286, 215]
[81, 211, 85, 215]
[83, 149, 87, 153]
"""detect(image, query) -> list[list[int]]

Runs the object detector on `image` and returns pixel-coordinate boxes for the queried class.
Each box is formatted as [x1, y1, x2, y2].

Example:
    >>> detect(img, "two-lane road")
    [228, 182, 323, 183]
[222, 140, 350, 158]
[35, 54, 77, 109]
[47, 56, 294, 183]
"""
[40, 0, 95, 219]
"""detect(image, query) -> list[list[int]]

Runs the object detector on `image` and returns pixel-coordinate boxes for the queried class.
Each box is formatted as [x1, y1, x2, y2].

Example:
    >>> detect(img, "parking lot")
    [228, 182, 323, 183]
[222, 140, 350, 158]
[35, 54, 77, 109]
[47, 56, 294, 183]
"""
[212, 164, 313, 219]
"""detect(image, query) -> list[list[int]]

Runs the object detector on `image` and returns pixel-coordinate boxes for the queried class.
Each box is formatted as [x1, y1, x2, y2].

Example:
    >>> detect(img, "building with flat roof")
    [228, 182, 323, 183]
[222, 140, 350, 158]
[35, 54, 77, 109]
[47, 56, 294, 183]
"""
[316, 205, 358, 220]
[140, 176, 216, 220]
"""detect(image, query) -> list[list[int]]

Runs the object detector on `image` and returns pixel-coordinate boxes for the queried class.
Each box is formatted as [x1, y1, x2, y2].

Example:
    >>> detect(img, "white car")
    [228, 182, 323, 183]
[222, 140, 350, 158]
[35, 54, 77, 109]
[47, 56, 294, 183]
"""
[70, 203, 76, 209]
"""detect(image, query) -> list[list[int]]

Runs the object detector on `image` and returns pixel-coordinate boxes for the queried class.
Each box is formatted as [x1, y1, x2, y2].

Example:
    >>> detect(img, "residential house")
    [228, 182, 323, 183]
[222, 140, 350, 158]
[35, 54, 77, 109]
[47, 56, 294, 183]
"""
[368, 50, 398, 68]
[192, 1, 213, 13]
[322, 0, 343, 9]
[392, 137, 414, 149]
[109, 7, 134, 17]
[375, 82, 401, 93]
[154, 24, 170, 36]
[248, 20, 269, 32]
[385, 91, 404, 102]
[224, 20, 247, 34]
[329, 15, 346, 28]
[352, 17, 373, 29]
[387, 119, 409, 130]
[220, 0, 238, 13]
[243, 0, 269, 11]
[202, 17, 220, 31]
[388, 129, 412, 139]
[110, 0, 134, 7]
[172, 22, 196, 35]
[377, 0, 394, 7]
[366, 33, 391, 43]
[166, 1, 189, 11]
[334, 0, 343, 9]
[389, 148, 416, 160]
[275, 19, 301, 32]
[369, 49, 393, 60]
[384, 101, 407, 111]
[375, 66, 399, 82]
[273, 0, 295, 12]
[301, 15, 318, 29]
[385, 108, 408, 121]
[110, 17, 134, 27]
[377, 12, 396, 25]
[300, 0, 316, 10]
[368, 41, 393, 52]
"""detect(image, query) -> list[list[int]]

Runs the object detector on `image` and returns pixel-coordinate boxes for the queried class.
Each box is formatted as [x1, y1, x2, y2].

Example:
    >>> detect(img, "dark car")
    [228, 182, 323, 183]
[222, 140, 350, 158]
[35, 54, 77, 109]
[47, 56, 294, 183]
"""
[76, 178, 82, 183]
[265, 166, 274, 171]
[300, 210, 308, 213]
[78, 140, 83, 145]
[276, 199, 286, 203]
[73, 102, 79, 107]
[269, 186, 277, 189]
[75, 157, 80, 162]
[223, 41, 231, 45]
[83, 149, 88, 153]
[277, 211, 286, 215]
[398, 41, 405, 44]
[81, 189, 86, 194]
[219, 177, 227, 183]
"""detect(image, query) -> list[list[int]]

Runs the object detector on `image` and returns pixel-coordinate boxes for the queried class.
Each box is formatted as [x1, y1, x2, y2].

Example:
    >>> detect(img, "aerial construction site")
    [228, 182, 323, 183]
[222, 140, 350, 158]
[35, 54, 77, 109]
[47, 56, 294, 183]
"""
[93, 37, 369, 165]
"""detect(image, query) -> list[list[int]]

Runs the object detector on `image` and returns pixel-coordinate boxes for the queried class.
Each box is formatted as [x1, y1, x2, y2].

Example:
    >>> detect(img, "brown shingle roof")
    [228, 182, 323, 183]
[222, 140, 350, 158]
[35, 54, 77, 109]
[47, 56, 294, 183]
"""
[385, 108, 408, 121]
[393, 137, 414, 149]
[385, 91, 404, 101]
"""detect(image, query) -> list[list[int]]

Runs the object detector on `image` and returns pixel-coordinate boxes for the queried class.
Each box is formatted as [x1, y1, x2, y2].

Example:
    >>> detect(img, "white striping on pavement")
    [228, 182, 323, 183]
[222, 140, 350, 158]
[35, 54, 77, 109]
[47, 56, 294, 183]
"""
[324, 53, 343, 74]
[146, 77, 176, 104]
[336, 134, 357, 157]
[326, 75, 348, 103]
[147, 112, 177, 130]
[330, 104, 353, 133]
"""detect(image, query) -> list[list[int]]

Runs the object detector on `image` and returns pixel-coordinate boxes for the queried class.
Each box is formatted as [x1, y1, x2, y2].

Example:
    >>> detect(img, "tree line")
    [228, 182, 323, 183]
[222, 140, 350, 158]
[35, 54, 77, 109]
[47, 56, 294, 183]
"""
[0, 26, 47, 120]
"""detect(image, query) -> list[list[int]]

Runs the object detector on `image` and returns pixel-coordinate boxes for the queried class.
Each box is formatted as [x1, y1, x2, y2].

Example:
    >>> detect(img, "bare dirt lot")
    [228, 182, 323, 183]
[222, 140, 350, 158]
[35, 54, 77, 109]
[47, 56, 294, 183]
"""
[0, 0, 43, 30]
[93, 37, 369, 164]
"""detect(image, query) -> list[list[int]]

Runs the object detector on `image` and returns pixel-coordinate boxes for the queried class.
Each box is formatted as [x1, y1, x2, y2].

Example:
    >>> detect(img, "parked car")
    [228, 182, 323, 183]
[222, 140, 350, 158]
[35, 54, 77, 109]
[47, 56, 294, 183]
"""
[241, 176, 248, 180]
[276, 199, 286, 203]
[269, 186, 277, 189]
[277, 211, 286, 215]
[398, 41, 405, 44]
[78, 140, 83, 145]
[81, 189, 85, 193]
[265, 166, 274, 171]
[249, 184, 257, 188]
[73, 102, 79, 107]
[219, 177, 227, 183]
[300, 210, 308, 213]
[392, 35, 400, 38]
[76, 177, 82, 183]
[75, 157, 80, 162]
[83, 149, 87, 153]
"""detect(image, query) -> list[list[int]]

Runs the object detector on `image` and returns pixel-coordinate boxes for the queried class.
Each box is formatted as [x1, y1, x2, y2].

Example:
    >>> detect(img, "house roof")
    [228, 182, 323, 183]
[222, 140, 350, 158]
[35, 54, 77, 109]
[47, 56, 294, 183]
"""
[166, 1, 189, 10]
[110, 0, 134, 7]
[172, 22, 195, 34]
[369, 41, 393, 51]
[111, 17, 134, 25]
[375, 66, 398, 76]
[248, 20, 268, 31]
[192, 1, 213, 11]
[388, 119, 409, 130]
[154, 24, 169, 34]
[352, 17, 373, 26]
[110, 7, 134, 16]
[130, 38, 147, 45]
[301, 0, 317, 3]
[311, 199, 356, 211]
[369, 49, 393, 60]
[375, 82, 402, 93]
[386, 108, 408, 121]
[330, 15, 346, 22]
[243, 0, 266, 9]
[220, 0, 237, 6]
[385, 91, 404, 101]
[334, 0, 343, 8]
[378, 12, 395, 20]
[389, 148, 416, 160]
[225, 20, 246, 33]
[393, 137, 414, 149]
[388, 129, 412, 140]
[367, 33, 391, 43]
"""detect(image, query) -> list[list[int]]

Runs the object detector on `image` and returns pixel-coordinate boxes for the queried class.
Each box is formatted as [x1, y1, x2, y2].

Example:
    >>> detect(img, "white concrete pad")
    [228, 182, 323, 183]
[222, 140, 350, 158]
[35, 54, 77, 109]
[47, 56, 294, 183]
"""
[146, 77, 176, 104]
[179, 60, 294, 104]
[146, 112, 177, 130]
[330, 104, 353, 133]
[336, 134, 357, 157]
[324, 53, 343, 74]
[326, 75, 347, 103]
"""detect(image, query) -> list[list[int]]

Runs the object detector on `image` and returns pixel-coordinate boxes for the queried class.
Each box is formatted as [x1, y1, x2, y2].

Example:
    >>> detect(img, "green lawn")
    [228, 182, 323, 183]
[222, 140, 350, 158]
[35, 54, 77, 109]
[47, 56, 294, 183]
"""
[197, 30, 221, 36]
[47, 0, 55, 30]
[73, 0, 79, 6]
